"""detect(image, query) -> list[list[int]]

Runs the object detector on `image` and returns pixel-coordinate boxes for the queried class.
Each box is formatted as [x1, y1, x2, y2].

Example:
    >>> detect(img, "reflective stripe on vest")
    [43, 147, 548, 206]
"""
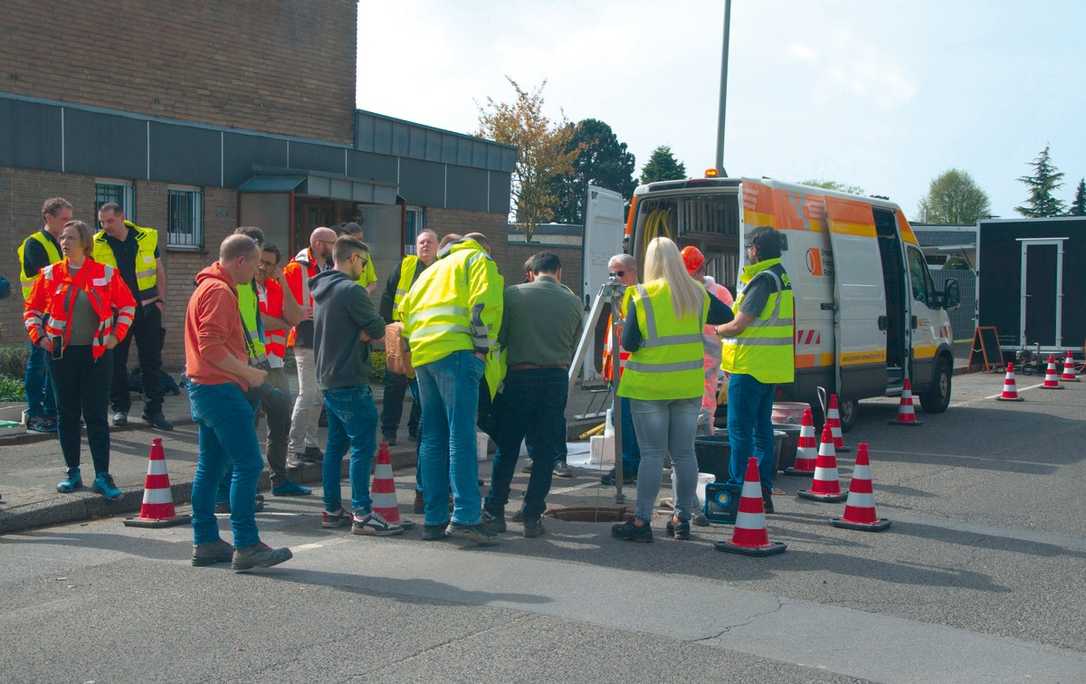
[91, 222, 159, 304]
[17, 231, 62, 300]
[721, 259, 795, 384]
[392, 255, 420, 322]
[617, 280, 708, 401]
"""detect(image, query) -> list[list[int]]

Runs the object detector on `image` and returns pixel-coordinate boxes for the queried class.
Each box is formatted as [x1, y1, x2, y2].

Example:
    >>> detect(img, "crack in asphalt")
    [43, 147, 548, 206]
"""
[686, 597, 785, 644]
[341, 613, 538, 681]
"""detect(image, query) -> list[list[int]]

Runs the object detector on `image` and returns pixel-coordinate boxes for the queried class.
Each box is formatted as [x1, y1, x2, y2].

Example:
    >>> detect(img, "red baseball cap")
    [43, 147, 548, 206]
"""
[680, 246, 705, 274]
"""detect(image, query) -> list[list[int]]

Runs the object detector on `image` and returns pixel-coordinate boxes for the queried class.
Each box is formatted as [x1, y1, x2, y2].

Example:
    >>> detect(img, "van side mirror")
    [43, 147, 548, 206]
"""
[942, 279, 961, 310]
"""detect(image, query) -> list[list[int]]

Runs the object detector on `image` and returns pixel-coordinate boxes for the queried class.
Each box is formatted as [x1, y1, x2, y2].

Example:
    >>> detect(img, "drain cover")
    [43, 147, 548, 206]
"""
[545, 505, 630, 522]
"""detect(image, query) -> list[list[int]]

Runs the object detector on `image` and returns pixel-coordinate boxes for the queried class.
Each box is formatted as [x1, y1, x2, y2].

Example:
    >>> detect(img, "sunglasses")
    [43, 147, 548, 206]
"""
[610, 270, 625, 277]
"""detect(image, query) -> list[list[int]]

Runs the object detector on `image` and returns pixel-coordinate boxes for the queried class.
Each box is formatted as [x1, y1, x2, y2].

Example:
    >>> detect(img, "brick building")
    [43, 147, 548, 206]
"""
[0, 0, 515, 367]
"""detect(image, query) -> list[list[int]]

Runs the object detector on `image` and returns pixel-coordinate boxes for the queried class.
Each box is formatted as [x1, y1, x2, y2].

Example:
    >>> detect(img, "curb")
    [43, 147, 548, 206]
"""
[0, 442, 420, 535]
[0, 418, 197, 447]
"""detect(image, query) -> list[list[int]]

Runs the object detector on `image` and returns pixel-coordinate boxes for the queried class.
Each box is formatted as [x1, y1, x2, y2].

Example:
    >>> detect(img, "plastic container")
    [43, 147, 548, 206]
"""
[696, 472, 715, 503]
[695, 429, 788, 475]
[772, 424, 802, 472]
[772, 402, 811, 426]
[476, 432, 489, 462]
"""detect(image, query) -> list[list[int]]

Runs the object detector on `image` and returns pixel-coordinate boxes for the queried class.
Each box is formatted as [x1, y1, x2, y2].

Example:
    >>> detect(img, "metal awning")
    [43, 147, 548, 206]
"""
[239, 170, 398, 204]
[237, 176, 306, 193]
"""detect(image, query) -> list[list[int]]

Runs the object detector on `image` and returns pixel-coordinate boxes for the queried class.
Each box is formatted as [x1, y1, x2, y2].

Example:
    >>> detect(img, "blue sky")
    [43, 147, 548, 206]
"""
[358, 1, 1085, 219]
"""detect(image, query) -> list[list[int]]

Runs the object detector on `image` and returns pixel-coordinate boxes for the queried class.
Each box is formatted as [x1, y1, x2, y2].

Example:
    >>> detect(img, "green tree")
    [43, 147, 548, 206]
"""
[478, 78, 580, 240]
[1015, 145, 1066, 217]
[915, 169, 991, 224]
[551, 119, 637, 225]
[640, 145, 687, 184]
[801, 179, 865, 195]
[1070, 178, 1086, 216]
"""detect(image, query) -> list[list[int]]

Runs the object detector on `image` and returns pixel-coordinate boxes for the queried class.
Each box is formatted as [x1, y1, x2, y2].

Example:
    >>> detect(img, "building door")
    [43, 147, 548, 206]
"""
[1020, 239, 1064, 348]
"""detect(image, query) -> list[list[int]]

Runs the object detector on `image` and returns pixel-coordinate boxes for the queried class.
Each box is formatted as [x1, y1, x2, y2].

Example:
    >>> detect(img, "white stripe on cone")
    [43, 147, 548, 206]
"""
[370, 492, 397, 507]
[142, 488, 174, 505]
[373, 464, 394, 479]
[740, 479, 761, 499]
[843, 492, 876, 509]
[735, 511, 766, 530]
[813, 466, 838, 481]
[147, 459, 168, 476]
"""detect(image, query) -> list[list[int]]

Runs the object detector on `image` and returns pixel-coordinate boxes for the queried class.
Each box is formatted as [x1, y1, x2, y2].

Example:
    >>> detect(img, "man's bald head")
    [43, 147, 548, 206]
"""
[219, 234, 260, 284]
[310, 226, 338, 263]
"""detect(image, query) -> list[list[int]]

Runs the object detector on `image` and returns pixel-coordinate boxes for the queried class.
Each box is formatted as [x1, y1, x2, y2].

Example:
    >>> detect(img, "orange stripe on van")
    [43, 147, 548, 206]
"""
[828, 219, 877, 238]
[896, 209, 919, 245]
[796, 352, 833, 369]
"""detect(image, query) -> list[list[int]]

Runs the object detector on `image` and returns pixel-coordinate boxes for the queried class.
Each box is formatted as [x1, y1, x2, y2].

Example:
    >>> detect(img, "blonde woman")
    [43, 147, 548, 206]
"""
[611, 238, 733, 542]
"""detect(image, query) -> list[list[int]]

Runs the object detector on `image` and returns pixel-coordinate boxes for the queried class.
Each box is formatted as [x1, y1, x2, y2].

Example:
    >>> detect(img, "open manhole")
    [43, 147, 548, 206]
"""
[545, 505, 630, 522]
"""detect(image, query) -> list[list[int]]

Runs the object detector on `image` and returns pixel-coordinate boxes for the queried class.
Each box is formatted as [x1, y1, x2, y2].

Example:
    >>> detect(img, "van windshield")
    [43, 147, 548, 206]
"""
[633, 191, 741, 288]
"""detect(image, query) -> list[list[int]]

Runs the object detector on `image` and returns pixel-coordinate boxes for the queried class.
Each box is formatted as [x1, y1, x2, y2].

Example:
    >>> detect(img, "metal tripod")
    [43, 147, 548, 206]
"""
[568, 277, 628, 504]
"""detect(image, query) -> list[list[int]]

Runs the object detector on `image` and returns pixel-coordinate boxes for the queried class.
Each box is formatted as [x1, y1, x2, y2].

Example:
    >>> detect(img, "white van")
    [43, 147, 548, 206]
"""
[625, 175, 960, 429]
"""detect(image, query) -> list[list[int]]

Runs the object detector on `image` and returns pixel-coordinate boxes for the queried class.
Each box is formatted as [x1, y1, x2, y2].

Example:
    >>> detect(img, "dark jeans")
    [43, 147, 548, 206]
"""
[485, 368, 568, 520]
[50, 346, 112, 475]
[111, 303, 164, 415]
[25, 343, 57, 419]
[217, 367, 292, 502]
[381, 370, 420, 436]
[619, 396, 640, 473]
[726, 373, 776, 490]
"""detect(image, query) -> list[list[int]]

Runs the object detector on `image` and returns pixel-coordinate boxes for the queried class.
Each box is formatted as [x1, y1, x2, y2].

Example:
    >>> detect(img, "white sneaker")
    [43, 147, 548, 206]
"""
[351, 511, 405, 537]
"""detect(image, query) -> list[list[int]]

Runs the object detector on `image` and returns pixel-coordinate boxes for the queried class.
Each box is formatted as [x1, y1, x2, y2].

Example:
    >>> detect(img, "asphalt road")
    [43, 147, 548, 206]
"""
[1, 372, 1085, 683]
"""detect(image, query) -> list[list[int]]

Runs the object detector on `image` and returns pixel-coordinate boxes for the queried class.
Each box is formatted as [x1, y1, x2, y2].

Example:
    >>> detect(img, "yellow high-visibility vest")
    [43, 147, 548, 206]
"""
[392, 255, 420, 322]
[16, 230, 62, 300]
[617, 279, 709, 401]
[400, 239, 505, 396]
[721, 257, 795, 385]
[92, 221, 159, 304]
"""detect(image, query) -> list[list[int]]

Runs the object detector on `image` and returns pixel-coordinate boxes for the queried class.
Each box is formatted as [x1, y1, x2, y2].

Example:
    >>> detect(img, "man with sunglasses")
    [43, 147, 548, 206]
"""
[600, 253, 641, 486]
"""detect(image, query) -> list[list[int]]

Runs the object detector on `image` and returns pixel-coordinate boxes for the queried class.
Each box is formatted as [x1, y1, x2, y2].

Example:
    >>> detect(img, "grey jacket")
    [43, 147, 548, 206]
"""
[311, 269, 386, 390]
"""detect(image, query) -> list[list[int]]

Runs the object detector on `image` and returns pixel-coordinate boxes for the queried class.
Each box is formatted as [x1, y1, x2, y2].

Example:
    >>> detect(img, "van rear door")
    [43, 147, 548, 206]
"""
[823, 196, 887, 398]
[578, 184, 626, 382]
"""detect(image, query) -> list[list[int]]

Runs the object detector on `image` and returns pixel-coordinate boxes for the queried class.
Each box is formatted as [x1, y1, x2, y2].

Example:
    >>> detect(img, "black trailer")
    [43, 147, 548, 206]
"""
[977, 217, 1086, 353]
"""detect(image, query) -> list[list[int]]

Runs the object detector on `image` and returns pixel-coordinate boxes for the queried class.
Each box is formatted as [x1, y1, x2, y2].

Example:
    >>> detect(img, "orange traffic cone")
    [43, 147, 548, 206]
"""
[370, 442, 413, 529]
[714, 457, 786, 556]
[831, 442, 890, 531]
[827, 394, 850, 452]
[123, 438, 191, 528]
[997, 363, 1024, 402]
[1042, 355, 1062, 390]
[796, 424, 847, 503]
[1061, 351, 1079, 382]
[889, 378, 923, 425]
[783, 407, 817, 476]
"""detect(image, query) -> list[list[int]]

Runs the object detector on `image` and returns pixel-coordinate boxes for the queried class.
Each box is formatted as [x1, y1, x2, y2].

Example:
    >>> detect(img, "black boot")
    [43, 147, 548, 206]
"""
[761, 485, 775, 514]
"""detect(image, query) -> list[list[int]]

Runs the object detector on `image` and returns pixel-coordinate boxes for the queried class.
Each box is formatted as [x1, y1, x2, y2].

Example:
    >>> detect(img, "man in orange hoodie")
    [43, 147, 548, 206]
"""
[185, 234, 292, 572]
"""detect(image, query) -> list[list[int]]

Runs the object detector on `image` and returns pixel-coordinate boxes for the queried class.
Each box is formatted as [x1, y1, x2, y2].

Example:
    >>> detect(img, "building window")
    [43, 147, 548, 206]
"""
[404, 206, 425, 253]
[167, 187, 203, 249]
[95, 180, 135, 220]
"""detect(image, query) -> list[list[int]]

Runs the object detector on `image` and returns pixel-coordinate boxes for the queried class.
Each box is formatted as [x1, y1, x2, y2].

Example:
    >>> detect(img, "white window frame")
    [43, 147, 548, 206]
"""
[95, 178, 135, 220]
[166, 185, 204, 250]
[404, 205, 425, 254]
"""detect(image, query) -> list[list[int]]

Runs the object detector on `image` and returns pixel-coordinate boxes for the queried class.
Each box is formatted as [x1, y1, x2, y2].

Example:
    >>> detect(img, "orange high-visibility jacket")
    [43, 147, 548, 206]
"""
[282, 248, 322, 348]
[24, 258, 137, 360]
[259, 277, 287, 362]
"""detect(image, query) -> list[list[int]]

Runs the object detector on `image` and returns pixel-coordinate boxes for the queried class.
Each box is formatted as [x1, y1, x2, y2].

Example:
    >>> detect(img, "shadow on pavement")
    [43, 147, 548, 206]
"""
[262, 568, 552, 608]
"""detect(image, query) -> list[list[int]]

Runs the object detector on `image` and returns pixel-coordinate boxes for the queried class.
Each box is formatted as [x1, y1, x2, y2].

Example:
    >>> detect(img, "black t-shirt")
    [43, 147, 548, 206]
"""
[21, 229, 61, 279]
[103, 228, 160, 298]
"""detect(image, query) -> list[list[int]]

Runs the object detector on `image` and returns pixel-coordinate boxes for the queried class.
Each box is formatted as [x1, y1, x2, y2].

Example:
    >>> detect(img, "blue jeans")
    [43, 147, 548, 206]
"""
[415, 350, 483, 526]
[322, 386, 378, 514]
[486, 369, 567, 520]
[619, 396, 640, 473]
[189, 382, 264, 548]
[726, 373, 776, 490]
[25, 343, 57, 419]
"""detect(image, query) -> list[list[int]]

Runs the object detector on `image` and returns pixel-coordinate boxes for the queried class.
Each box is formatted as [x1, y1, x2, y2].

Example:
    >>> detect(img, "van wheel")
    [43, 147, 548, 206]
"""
[838, 398, 859, 433]
[920, 358, 952, 414]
